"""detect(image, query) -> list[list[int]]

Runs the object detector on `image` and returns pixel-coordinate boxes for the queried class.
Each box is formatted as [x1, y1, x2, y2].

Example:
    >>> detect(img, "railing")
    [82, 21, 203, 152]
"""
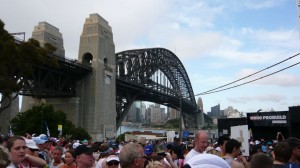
[47, 53, 92, 71]
[11, 34, 92, 71]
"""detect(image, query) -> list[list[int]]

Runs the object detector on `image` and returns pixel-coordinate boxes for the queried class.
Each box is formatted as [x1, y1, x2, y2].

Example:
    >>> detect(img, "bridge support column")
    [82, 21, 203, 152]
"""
[197, 97, 204, 128]
[0, 95, 19, 135]
[21, 97, 80, 126]
[77, 13, 116, 141]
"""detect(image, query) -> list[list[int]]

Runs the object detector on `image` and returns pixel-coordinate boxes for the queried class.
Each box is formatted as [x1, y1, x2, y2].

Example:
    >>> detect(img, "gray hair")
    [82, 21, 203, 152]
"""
[53, 145, 64, 154]
[119, 143, 143, 168]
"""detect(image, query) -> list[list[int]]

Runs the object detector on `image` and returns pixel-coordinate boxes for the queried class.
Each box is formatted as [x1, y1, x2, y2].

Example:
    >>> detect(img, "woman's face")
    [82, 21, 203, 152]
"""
[10, 139, 27, 164]
[171, 150, 178, 160]
[25, 148, 39, 157]
[64, 152, 75, 165]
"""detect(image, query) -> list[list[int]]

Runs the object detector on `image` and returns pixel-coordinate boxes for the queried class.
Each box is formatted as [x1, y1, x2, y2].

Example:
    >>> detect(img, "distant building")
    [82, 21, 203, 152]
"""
[125, 101, 142, 122]
[208, 104, 224, 117]
[141, 102, 146, 121]
[168, 107, 178, 119]
[208, 104, 242, 118]
[150, 104, 164, 124]
[225, 106, 242, 118]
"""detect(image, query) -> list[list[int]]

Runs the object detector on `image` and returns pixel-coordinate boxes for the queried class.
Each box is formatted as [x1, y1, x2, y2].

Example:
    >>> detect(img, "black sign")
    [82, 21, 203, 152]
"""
[247, 112, 288, 127]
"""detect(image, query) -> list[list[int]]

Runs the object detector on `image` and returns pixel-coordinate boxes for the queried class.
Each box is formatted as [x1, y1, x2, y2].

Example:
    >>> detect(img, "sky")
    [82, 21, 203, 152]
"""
[1, 0, 300, 113]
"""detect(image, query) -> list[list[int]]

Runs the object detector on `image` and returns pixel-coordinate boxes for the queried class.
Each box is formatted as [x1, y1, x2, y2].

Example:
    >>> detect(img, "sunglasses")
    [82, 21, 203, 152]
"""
[107, 161, 119, 166]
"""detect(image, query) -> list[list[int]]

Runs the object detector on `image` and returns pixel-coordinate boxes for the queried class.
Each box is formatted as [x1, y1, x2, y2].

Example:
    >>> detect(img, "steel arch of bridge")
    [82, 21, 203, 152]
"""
[116, 48, 201, 129]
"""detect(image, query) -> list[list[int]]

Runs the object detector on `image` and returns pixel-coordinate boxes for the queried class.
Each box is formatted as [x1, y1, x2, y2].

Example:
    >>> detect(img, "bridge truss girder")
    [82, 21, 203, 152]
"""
[20, 55, 92, 98]
[116, 48, 201, 129]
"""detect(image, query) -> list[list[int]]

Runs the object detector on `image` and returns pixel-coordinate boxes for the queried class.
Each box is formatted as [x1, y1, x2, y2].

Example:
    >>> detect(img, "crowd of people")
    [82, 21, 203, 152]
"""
[0, 131, 300, 168]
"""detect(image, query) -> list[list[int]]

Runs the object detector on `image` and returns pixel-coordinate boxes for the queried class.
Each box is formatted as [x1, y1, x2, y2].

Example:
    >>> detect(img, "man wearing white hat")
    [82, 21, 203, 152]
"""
[25, 138, 40, 157]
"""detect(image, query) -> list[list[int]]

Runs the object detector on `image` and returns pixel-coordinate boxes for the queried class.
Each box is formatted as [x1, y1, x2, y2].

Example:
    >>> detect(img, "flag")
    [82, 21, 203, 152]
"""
[44, 121, 51, 138]
[8, 126, 14, 136]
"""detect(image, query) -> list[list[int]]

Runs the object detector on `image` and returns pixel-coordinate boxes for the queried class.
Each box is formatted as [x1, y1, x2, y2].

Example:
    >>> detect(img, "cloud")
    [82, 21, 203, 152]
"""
[222, 0, 286, 10]
[227, 93, 286, 104]
[236, 68, 300, 87]
[240, 28, 300, 50]
[255, 94, 286, 102]
[227, 96, 252, 104]
[243, 0, 286, 9]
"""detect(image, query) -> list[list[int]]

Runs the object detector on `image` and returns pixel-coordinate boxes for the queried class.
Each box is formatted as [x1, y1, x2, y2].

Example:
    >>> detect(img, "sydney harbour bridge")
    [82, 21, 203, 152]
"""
[2, 13, 204, 139]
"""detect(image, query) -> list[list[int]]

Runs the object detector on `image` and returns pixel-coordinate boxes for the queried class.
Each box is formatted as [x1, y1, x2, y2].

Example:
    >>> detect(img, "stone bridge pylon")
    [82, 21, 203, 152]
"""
[20, 13, 117, 141]
[76, 13, 116, 140]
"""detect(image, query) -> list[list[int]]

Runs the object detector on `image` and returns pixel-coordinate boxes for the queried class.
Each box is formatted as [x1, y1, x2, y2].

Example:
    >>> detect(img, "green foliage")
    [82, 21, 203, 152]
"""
[71, 127, 91, 140]
[0, 19, 58, 113]
[10, 105, 91, 140]
[116, 133, 126, 142]
[164, 118, 180, 129]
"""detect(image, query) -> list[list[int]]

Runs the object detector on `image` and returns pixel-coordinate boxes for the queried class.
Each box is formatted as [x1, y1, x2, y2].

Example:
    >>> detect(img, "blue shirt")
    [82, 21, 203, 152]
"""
[285, 162, 300, 168]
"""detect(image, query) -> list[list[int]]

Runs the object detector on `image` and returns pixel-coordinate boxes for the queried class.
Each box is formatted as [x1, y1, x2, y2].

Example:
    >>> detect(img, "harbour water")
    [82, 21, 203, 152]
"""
[116, 125, 170, 136]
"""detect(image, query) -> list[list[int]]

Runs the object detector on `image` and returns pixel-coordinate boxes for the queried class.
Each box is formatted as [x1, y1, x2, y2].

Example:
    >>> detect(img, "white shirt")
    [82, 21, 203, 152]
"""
[96, 158, 105, 168]
[6, 163, 17, 168]
[184, 149, 202, 164]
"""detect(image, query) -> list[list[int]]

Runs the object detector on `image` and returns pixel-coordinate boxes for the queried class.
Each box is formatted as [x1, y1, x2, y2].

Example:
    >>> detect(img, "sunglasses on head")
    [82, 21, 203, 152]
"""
[107, 161, 119, 166]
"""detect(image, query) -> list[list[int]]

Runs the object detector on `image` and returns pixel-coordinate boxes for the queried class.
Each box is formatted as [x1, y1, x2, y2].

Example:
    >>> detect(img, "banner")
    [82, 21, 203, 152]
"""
[231, 125, 249, 156]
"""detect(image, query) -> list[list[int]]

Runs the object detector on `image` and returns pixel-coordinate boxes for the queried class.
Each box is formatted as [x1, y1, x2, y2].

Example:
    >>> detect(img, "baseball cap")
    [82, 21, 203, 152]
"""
[106, 155, 120, 162]
[39, 134, 50, 141]
[144, 145, 153, 155]
[32, 137, 47, 145]
[74, 145, 93, 157]
[73, 142, 81, 149]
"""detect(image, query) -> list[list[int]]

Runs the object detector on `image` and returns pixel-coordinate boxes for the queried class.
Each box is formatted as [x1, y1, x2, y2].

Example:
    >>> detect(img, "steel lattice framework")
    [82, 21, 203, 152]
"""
[20, 55, 92, 98]
[116, 48, 201, 129]
[18, 48, 201, 129]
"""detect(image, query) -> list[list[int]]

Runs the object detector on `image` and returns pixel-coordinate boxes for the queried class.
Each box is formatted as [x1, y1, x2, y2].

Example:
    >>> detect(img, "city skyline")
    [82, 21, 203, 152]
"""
[1, 1, 299, 113]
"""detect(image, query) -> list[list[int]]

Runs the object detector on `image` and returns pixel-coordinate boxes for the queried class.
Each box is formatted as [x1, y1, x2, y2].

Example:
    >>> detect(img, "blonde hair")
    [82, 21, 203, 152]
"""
[206, 148, 221, 157]
[146, 161, 166, 168]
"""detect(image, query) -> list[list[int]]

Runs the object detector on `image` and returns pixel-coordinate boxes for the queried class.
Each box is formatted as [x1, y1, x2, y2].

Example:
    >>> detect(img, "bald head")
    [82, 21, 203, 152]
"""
[194, 131, 209, 153]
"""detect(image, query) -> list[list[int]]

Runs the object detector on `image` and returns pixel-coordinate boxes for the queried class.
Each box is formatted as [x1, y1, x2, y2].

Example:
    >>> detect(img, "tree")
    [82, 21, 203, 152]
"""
[10, 104, 91, 140]
[116, 132, 130, 142]
[71, 127, 92, 140]
[0, 19, 57, 114]
[164, 118, 180, 129]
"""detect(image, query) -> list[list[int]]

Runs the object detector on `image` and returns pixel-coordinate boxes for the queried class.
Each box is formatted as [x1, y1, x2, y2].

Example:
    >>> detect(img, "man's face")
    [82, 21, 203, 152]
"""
[220, 140, 228, 152]
[233, 147, 241, 158]
[52, 149, 62, 162]
[77, 153, 95, 167]
[135, 147, 147, 168]
[195, 133, 209, 153]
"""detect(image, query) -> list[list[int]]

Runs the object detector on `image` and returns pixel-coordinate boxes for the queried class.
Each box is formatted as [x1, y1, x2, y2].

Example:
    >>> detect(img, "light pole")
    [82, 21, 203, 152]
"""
[179, 96, 183, 143]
